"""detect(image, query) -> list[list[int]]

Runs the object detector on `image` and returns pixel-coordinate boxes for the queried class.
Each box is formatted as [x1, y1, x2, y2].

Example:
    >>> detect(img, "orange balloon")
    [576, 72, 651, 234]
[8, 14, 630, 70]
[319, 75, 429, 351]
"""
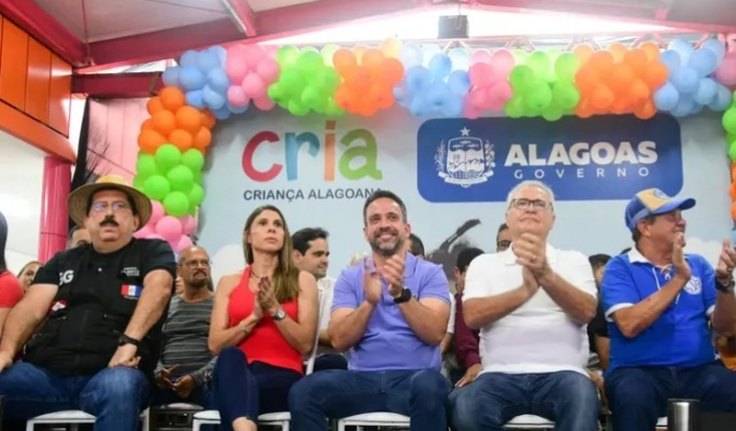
[731, 164, 736, 181]
[176, 106, 203, 134]
[169, 129, 193, 152]
[151, 110, 177, 136]
[381, 58, 404, 85]
[731, 201, 736, 220]
[730, 182, 736, 201]
[193, 127, 212, 152]
[573, 44, 594, 66]
[608, 43, 628, 62]
[380, 37, 402, 58]
[634, 100, 657, 120]
[624, 49, 648, 76]
[590, 51, 614, 72]
[639, 42, 661, 62]
[147, 97, 165, 115]
[610, 98, 630, 115]
[141, 119, 155, 130]
[607, 63, 635, 92]
[591, 85, 615, 111]
[575, 66, 599, 92]
[333, 49, 357, 74]
[159, 86, 186, 112]
[643, 61, 669, 89]
[361, 49, 385, 70]
[575, 98, 595, 118]
[201, 111, 216, 129]
[628, 78, 651, 105]
[138, 129, 166, 154]
[354, 45, 368, 63]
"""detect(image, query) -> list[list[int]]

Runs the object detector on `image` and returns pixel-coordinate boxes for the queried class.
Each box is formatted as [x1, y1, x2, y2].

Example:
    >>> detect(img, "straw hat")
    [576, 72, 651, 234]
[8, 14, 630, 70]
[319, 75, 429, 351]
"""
[67, 175, 151, 230]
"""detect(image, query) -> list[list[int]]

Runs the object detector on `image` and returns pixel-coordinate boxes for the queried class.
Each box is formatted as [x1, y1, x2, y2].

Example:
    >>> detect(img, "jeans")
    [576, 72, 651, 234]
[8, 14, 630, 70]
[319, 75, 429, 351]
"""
[213, 347, 301, 431]
[150, 384, 216, 410]
[288, 368, 451, 431]
[312, 354, 348, 372]
[450, 371, 600, 431]
[0, 362, 148, 431]
[606, 362, 736, 431]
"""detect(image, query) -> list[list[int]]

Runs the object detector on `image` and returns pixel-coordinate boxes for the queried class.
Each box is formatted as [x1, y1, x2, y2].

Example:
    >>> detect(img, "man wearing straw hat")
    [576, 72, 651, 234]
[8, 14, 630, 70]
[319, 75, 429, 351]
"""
[0, 175, 176, 431]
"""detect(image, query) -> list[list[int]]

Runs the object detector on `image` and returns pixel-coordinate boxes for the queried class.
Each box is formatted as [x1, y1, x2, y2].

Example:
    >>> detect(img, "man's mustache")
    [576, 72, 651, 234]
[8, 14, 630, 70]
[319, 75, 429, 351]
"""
[101, 217, 119, 227]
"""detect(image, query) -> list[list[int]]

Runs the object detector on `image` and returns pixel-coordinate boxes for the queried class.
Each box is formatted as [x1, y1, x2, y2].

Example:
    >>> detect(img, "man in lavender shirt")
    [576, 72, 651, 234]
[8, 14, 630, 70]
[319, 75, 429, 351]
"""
[289, 190, 451, 431]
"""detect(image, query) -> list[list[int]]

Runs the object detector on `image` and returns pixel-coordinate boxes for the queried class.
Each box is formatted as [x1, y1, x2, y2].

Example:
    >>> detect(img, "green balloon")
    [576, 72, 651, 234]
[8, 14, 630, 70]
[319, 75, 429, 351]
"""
[324, 98, 344, 117]
[512, 49, 528, 64]
[189, 184, 205, 207]
[526, 51, 550, 77]
[509, 66, 535, 92]
[279, 69, 304, 97]
[132, 176, 145, 192]
[723, 108, 736, 135]
[163, 191, 189, 217]
[143, 175, 170, 200]
[192, 169, 203, 185]
[155, 144, 182, 173]
[318, 68, 341, 93]
[136, 153, 158, 179]
[504, 96, 524, 118]
[288, 100, 310, 116]
[181, 149, 205, 173]
[321, 44, 340, 66]
[267, 83, 284, 102]
[297, 50, 324, 74]
[555, 53, 580, 81]
[552, 81, 580, 110]
[277, 46, 300, 68]
[523, 81, 553, 113]
[167, 165, 194, 192]
[729, 140, 736, 162]
[542, 106, 564, 122]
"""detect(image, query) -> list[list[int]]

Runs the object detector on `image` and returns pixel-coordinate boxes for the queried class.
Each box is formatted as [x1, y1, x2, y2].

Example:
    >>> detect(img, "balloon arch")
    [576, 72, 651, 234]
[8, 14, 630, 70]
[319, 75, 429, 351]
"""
[130, 38, 736, 252]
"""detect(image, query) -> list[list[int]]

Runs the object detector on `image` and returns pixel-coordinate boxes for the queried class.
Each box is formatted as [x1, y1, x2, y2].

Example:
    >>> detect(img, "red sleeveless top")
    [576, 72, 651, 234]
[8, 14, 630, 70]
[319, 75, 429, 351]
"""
[228, 266, 302, 374]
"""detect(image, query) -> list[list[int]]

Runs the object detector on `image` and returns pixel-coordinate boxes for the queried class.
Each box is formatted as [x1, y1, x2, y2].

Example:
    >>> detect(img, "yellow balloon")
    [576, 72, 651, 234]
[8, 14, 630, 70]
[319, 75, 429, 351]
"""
[381, 37, 403, 59]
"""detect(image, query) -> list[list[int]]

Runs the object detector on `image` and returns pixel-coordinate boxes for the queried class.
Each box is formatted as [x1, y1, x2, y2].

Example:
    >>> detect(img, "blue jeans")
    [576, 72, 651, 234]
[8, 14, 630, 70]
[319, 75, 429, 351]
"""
[288, 368, 451, 431]
[605, 362, 736, 431]
[450, 371, 600, 431]
[0, 362, 148, 431]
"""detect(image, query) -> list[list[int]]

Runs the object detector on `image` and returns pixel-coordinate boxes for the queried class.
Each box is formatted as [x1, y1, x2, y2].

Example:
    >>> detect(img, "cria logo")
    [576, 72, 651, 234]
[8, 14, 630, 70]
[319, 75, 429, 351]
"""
[417, 114, 683, 202]
[242, 120, 382, 182]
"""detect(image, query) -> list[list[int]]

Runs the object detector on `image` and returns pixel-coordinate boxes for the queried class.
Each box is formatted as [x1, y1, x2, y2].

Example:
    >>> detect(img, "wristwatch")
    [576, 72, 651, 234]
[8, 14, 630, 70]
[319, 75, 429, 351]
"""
[393, 288, 412, 304]
[716, 279, 735, 293]
[117, 334, 141, 347]
[271, 307, 287, 321]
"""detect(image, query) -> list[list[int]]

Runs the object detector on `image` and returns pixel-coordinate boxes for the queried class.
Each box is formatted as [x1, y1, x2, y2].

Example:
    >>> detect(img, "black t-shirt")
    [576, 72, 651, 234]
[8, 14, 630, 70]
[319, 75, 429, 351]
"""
[587, 301, 609, 353]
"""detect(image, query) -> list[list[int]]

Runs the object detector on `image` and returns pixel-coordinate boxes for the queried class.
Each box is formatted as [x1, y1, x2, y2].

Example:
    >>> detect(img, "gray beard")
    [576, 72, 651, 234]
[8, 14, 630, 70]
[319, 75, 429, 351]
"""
[369, 237, 405, 257]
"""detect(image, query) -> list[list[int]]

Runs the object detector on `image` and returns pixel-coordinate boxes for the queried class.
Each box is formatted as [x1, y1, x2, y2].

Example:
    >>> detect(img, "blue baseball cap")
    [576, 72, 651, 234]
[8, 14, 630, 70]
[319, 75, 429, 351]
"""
[625, 188, 695, 231]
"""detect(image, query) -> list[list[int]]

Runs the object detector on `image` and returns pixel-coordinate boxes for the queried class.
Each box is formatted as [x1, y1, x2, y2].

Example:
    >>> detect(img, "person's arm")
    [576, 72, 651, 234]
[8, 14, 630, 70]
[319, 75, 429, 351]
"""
[317, 280, 334, 347]
[328, 263, 379, 352]
[0, 274, 24, 335]
[0, 283, 57, 361]
[189, 355, 217, 388]
[594, 335, 610, 370]
[537, 270, 597, 324]
[121, 269, 173, 341]
[208, 274, 260, 355]
[454, 299, 480, 369]
[712, 239, 736, 337]
[440, 296, 456, 354]
[329, 303, 375, 352]
[397, 296, 449, 346]
[266, 271, 319, 355]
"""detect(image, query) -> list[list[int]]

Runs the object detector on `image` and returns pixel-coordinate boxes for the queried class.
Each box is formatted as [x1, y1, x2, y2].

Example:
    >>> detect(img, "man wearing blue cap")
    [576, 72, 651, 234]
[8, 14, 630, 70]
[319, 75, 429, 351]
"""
[602, 188, 736, 431]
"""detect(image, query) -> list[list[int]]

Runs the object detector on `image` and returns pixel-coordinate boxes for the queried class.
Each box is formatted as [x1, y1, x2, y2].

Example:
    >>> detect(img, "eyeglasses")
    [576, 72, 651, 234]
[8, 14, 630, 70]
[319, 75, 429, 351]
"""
[497, 240, 512, 251]
[90, 201, 131, 214]
[510, 198, 552, 211]
[182, 259, 211, 269]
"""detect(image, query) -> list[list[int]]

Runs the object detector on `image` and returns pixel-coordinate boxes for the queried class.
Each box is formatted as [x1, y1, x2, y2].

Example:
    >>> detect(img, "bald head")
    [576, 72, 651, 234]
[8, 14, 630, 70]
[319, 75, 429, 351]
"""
[177, 246, 211, 289]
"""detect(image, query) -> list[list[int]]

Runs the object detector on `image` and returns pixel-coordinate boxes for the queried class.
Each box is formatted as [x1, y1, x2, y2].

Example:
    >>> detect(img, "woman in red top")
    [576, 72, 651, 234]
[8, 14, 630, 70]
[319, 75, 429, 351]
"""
[209, 205, 318, 431]
[0, 211, 24, 334]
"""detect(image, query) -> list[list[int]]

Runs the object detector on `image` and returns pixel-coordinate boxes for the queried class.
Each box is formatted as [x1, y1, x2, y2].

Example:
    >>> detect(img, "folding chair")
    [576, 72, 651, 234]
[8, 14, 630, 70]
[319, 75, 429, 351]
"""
[25, 408, 150, 431]
[336, 412, 410, 431]
[192, 290, 325, 431]
[503, 414, 554, 429]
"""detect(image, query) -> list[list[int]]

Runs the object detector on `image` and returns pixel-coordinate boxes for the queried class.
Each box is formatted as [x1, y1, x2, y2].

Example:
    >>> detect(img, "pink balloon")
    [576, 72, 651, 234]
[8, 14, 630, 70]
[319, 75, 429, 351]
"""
[468, 63, 494, 88]
[489, 81, 513, 103]
[174, 235, 193, 254]
[715, 54, 736, 87]
[264, 45, 279, 56]
[226, 58, 248, 83]
[150, 200, 165, 225]
[243, 44, 266, 68]
[147, 234, 165, 241]
[492, 49, 516, 76]
[156, 215, 183, 243]
[253, 96, 276, 111]
[463, 104, 482, 119]
[256, 58, 280, 83]
[133, 225, 153, 239]
[180, 215, 198, 235]
[227, 85, 250, 107]
[467, 87, 488, 109]
[471, 49, 493, 65]
[242, 73, 266, 98]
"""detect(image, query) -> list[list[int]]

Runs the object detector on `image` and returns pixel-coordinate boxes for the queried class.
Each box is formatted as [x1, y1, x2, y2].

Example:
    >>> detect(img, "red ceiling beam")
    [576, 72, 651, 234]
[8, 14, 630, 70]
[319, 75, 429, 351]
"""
[0, 0, 87, 67]
[223, 0, 258, 37]
[80, 18, 244, 73]
[72, 72, 163, 98]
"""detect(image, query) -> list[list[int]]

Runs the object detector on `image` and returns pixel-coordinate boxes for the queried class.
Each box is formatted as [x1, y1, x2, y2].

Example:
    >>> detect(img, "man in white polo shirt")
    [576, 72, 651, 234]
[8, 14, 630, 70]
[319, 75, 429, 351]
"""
[450, 180, 600, 431]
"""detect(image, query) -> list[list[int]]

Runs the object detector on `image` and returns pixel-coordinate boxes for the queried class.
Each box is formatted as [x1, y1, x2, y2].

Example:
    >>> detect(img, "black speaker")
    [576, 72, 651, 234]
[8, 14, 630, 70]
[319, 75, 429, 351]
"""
[438, 15, 468, 39]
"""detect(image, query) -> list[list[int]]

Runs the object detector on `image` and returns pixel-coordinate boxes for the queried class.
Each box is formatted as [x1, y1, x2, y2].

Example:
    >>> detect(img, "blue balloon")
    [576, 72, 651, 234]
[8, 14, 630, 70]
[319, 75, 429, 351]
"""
[212, 106, 231, 120]
[730, 230, 736, 247]
[185, 90, 205, 109]
[688, 49, 718, 77]
[672, 67, 699, 94]
[393, 82, 412, 108]
[425, 81, 451, 110]
[203, 85, 226, 110]
[406, 66, 431, 93]
[447, 70, 470, 96]
[442, 96, 463, 117]
[409, 94, 428, 117]
[653, 82, 680, 111]
[178, 67, 206, 91]
[671, 95, 695, 117]
[701, 38, 726, 63]
[207, 68, 230, 93]
[399, 44, 423, 69]
[659, 50, 681, 75]
[421, 44, 442, 66]
[708, 84, 732, 111]
[448, 48, 470, 71]
[228, 102, 248, 114]
[197, 50, 221, 73]
[162, 67, 180, 87]
[694, 78, 717, 105]
[208, 45, 227, 64]
[667, 38, 693, 65]
[179, 50, 198, 67]
[428, 53, 452, 80]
